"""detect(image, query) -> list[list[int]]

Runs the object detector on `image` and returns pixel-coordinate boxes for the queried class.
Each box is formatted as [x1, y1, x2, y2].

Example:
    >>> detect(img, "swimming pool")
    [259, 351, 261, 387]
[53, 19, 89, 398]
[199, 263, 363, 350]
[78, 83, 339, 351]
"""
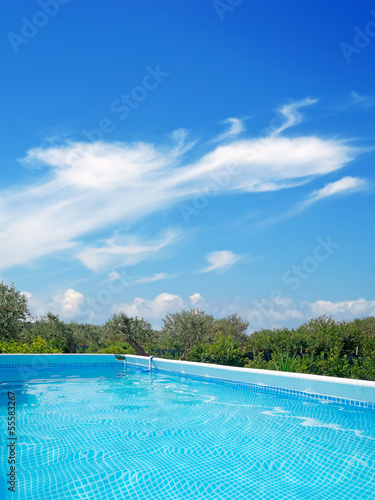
[1, 360, 374, 499]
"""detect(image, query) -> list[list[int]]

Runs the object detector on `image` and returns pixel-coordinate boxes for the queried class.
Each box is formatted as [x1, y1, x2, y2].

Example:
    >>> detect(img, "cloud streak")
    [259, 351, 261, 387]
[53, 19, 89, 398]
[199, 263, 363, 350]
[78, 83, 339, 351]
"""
[211, 117, 246, 143]
[76, 231, 178, 272]
[260, 176, 368, 227]
[272, 97, 319, 136]
[0, 98, 359, 271]
[303, 176, 369, 207]
[200, 250, 241, 273]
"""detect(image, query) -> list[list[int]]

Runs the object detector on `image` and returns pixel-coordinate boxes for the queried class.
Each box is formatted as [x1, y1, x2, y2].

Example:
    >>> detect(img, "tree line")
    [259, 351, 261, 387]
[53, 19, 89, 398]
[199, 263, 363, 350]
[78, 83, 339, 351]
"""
[0, 281, 249, 356]
[1, 281, 374, 380]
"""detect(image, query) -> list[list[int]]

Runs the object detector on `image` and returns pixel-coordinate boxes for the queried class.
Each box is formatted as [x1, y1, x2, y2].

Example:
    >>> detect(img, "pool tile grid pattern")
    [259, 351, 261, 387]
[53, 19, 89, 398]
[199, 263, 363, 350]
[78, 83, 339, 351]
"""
[1, 360, 374, 409]
[125, 361, 375, 410]
[0, 363, 117, 371]
[1, 364, 375, 500]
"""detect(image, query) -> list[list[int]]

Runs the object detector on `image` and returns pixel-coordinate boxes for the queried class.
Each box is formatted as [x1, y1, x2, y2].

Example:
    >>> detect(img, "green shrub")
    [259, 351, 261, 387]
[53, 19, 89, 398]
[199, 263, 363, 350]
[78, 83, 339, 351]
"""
[350, 356, 375, 381]
[96, 342, 136, 355]
[244, 352, 269, 370]
[97, 346, 127, 354]
[0, 336, 62, 354]
[187, 332, 245, 366]
[271, 352, 298, 372]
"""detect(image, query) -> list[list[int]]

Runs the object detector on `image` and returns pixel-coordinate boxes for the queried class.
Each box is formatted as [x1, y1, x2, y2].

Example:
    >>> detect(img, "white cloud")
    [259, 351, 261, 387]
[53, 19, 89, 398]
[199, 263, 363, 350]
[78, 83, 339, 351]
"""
[189, 293, 204, 306]
[212, 117, 246, 142]
[304, 176, 368, 206]
[200, 250, 241, 273]
[30, 288, 372, 326]
[76, 230, 178, 272]
[303, 298, 375, 319]
[272, 97, 319, 135]
[0, 98, 359, 270]
[261, 176, 368, 227]
[246, 298, 304, 327]
[113, 292, 185, 319]
[27, 288, 85, 318]
[102, 270, 177, 289]
[60, 288, 85, 315]
[130, 273, 177, 285]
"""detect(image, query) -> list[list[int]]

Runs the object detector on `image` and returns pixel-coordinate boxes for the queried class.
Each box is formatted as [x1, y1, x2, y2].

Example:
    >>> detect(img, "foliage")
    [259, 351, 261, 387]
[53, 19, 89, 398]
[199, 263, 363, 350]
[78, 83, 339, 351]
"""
[97, 346, 127, 354]
[245, 349, 375, 381]
[162, 308, 215, 357]
[1, 279, 374, 380]
[97, 341, 136, 355]
[105, 313, 153, 356]
[28, 313, 98, 353]
[245, 327, 307, 354]
[0, 336, 62, 354]
[244, 352, 269, 370]
[0, 281, 32, 341]
[212, 314, 249, 344]
[350, 356, 375, 381]
[271, 352, 298, 372]
[187, 332, 245, 366]
[245, 315, 371, 357]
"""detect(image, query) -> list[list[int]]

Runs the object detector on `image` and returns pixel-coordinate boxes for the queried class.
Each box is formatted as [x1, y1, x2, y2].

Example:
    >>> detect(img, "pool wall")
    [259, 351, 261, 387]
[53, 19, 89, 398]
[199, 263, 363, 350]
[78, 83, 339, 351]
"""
[125, 354, 375, 407]
[1, 353, 374, 408]
[0, 353, 118, 367]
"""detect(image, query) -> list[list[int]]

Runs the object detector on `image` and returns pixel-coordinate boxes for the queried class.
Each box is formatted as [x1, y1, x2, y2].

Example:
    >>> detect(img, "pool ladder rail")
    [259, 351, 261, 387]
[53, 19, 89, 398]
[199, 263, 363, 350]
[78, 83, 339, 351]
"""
[114, 354, 154, 372]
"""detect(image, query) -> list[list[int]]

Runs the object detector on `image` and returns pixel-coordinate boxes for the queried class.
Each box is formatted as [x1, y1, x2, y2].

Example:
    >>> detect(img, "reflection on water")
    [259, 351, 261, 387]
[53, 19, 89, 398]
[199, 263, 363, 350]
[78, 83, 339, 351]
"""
[0, 365, 374, 500]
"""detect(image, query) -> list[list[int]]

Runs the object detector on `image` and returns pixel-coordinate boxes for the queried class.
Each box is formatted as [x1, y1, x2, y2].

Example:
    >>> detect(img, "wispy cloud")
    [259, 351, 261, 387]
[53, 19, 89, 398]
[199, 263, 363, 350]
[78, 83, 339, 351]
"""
[76, 231, 178, 272]
[0, 98, 359, 271]
[328, 91, 375, 114]
[261, 176, 368, 227]
[200, 250, 241, 273]
[212, 117, 246, 143]
[103, 270, 177, 286]
[350, 91, 375, 109]
[129, 273, 178, 286]
[303, 176, 369, 207]
[272, 97, 319, 135]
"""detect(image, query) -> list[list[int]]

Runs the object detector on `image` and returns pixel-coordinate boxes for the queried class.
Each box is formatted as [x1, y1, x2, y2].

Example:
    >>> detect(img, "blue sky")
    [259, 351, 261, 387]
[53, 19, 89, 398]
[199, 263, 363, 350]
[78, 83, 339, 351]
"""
[0, 0, 374, 330]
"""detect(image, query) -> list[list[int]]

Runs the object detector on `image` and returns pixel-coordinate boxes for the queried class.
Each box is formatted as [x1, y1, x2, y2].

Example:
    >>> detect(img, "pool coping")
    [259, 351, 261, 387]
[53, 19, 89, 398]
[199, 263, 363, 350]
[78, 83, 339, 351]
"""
[124, 354, 375, 409]
[1, 353, 374, 408]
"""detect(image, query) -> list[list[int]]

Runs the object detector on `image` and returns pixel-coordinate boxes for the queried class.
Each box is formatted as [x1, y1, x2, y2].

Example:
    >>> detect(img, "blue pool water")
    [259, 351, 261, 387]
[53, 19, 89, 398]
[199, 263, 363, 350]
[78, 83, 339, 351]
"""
[1, 364, 375, 500]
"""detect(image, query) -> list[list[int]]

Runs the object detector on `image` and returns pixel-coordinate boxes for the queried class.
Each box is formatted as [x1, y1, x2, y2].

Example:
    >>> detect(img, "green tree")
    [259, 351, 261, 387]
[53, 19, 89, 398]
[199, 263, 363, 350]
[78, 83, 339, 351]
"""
[31, 313, 94, 353]
[162, 308, 214, 360]
[105, 313, 153, 356]
[0, 281, 32, 341]
[212, 314, 249, 344]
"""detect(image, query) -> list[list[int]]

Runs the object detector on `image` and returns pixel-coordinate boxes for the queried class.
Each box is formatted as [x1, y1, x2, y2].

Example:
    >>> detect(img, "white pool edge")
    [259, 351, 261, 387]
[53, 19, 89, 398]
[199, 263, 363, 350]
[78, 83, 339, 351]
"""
[0, 353, 374, 407]
[124, 354, 375, 407]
